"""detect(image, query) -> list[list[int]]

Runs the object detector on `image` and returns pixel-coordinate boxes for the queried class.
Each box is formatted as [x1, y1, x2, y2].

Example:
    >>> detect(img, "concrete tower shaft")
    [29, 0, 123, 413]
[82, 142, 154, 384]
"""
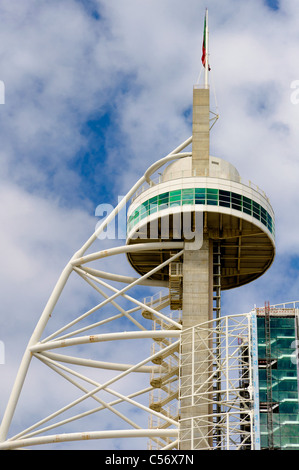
[180, 86, 212, 449]
[192, 86, 210, 175]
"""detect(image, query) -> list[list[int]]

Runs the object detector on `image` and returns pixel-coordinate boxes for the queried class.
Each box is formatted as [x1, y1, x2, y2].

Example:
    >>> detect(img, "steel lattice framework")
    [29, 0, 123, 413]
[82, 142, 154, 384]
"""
[0, 138, 190, 450]
[0, 136, 260, 450]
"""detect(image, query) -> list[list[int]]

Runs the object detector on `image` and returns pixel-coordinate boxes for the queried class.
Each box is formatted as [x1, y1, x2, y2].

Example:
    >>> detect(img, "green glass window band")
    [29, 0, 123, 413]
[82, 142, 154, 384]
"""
[128, 188, 274, 236]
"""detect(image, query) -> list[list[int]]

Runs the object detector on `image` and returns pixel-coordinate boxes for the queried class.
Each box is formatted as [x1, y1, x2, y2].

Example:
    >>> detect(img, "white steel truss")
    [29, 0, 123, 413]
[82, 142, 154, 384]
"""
[0, 137, 192, 450]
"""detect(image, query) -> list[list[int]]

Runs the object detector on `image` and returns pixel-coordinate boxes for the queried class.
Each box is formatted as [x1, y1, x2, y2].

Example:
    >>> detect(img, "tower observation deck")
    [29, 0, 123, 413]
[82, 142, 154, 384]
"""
[0, 11, 276, 451]
[126, 92, 275, 290]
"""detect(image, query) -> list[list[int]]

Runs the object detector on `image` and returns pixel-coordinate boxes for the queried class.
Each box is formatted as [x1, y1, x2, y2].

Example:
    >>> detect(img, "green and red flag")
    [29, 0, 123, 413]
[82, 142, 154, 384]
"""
[201, 12, 211, 70]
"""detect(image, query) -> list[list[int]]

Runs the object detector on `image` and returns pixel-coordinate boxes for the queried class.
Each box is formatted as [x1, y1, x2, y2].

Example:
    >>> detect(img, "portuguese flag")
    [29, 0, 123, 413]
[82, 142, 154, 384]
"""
[201, 12, 211, 70]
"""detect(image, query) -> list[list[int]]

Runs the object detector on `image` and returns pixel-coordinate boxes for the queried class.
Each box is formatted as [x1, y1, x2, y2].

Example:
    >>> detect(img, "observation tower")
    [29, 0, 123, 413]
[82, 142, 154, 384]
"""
[125, 10, 275, 449]
[0, 11, 275, 450]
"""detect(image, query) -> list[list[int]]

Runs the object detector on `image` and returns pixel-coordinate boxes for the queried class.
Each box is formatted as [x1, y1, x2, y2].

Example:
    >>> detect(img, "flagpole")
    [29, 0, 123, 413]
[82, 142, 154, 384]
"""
[205, 9, 209, 88]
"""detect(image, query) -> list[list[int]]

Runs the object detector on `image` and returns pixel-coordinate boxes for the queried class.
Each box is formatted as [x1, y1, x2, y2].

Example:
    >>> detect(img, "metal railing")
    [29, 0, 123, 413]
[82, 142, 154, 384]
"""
[131, 168, 270, 203]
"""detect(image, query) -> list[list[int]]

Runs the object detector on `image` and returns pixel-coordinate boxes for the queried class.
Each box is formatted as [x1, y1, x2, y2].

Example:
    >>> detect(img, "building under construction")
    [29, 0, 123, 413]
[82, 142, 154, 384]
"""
[255, 303, 299, 450]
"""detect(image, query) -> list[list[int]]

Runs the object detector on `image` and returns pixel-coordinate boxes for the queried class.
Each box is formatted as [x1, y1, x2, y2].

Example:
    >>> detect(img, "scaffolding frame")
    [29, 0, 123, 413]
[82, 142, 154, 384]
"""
[179, 313, 257, 450]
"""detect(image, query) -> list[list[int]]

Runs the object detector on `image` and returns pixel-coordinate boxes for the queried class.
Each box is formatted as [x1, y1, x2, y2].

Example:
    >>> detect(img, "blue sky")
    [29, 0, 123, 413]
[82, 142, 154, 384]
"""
[265, 0, 280, 10]
[1, 0, 299, 450]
